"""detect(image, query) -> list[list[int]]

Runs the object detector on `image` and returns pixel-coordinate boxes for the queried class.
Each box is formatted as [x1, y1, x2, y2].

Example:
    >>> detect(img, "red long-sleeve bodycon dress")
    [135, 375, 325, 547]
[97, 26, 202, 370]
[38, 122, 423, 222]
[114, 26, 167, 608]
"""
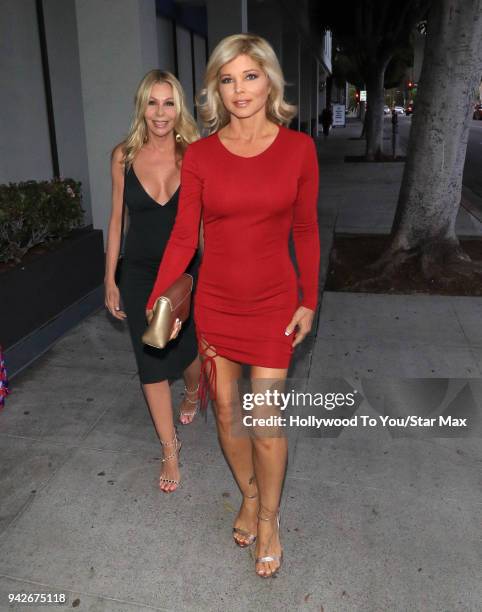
[146, 125, 320, 403]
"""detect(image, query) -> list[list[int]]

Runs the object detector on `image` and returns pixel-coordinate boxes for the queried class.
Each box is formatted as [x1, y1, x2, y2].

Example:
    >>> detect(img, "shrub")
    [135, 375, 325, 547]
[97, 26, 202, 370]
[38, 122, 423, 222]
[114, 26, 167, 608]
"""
[0, 178, 84, 264]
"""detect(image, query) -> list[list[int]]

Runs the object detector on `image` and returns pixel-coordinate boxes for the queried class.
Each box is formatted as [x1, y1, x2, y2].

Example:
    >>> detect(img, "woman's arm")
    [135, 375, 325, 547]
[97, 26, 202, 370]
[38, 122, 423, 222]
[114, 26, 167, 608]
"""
[104, 145, 126, 320]
[292, 136, 320, 310]
[146, 145, 203, 311]
[285, 136, 320, 347]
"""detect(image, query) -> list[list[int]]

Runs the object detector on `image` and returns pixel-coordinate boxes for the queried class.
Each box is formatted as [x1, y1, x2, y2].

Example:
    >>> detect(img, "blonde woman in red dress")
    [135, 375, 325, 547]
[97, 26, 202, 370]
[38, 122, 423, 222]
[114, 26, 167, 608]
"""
[147, 35, 320, 577]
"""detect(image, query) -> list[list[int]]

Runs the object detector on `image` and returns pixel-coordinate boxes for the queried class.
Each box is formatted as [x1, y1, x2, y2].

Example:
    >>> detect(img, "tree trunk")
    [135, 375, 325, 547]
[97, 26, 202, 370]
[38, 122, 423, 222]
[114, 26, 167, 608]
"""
[364, 64, 388, 160]
[359, 104, 367, 138]
[367, 0, 482, 283]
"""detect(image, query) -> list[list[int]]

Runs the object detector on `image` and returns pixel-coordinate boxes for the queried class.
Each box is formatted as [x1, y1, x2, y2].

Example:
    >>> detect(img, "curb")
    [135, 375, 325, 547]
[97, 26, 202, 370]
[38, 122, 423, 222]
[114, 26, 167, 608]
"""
[461, 185, 482, 223]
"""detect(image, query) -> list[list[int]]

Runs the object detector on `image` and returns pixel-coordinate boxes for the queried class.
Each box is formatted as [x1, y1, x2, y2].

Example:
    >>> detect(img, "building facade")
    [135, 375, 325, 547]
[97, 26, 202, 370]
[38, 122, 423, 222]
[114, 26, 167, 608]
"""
[1, 0, 331, 239]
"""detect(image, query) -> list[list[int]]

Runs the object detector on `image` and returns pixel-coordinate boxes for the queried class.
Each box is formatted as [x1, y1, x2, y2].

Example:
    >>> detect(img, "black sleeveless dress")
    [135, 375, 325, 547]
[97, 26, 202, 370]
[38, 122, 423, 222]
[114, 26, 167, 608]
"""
[118, 165, 198, 384]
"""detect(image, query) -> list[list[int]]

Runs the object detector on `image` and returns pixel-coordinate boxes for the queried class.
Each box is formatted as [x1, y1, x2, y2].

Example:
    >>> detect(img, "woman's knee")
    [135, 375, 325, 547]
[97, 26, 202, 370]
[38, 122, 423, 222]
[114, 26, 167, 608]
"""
[214, 396, 240, 430]
[251, 431, 287, 453]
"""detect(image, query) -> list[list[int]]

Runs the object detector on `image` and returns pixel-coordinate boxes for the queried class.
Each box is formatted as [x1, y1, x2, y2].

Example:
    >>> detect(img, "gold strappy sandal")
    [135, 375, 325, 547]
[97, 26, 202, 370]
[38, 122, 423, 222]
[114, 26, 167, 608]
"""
[159, 433, 182, 493]
[179, 383, 199, 425]
[255, 506, 283, 578]
[232, 491, 258, 548]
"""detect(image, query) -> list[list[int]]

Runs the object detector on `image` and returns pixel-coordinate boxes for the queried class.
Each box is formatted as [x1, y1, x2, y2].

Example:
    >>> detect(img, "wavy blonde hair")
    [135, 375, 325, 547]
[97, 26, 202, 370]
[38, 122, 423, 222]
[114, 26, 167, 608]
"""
[119, 70, 199, 167]
[198, 33, 296, 134]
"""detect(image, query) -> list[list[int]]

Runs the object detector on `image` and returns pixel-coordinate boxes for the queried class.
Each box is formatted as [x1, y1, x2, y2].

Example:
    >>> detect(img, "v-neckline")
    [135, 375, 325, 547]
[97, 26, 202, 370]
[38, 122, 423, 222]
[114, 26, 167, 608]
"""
[131, 165, 180, 207]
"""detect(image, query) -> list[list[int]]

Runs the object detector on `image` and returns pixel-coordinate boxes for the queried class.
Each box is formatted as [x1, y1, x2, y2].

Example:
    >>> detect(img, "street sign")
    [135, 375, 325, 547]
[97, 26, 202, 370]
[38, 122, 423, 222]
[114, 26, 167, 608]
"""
[360, 90, 367, 101]
[332, 104, 346, 127]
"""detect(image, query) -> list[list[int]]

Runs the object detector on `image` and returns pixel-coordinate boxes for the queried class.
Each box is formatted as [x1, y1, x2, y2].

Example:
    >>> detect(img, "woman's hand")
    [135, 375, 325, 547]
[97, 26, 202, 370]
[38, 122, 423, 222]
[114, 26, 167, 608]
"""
[144, 310, 182, 341]
[170, 318, 182, 340]
[105, 282, 126, 320]
[285, 306, 315, 347]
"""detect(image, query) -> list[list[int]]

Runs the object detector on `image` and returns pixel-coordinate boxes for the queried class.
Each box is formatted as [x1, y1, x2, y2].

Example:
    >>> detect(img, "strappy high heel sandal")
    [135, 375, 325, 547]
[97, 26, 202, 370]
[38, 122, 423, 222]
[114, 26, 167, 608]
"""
[178, 383, 199, 425]
[232, 491, 258, 548]
[159, 433, 182, 493]
[255, 506, 283, 578]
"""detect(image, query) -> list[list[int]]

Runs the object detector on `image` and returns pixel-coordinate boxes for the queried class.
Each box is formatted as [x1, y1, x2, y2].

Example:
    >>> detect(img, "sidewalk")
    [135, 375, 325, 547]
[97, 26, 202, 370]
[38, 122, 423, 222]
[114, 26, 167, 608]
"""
[0, 121, 480, 612]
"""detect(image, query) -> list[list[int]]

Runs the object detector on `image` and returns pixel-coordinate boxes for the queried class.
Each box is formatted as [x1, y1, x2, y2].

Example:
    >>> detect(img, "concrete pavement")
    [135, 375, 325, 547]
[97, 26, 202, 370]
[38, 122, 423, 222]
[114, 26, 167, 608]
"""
[0, 120, 481, 612]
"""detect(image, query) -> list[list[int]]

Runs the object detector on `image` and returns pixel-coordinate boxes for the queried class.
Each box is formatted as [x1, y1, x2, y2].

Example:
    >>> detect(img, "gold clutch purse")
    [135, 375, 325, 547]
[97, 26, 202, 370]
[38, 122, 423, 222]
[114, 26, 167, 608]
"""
[142, 273, 193, 349]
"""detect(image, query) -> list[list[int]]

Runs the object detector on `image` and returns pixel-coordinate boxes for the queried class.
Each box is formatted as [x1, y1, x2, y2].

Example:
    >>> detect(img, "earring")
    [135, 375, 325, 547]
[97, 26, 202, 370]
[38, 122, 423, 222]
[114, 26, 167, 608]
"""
[175, 133, 182, 143]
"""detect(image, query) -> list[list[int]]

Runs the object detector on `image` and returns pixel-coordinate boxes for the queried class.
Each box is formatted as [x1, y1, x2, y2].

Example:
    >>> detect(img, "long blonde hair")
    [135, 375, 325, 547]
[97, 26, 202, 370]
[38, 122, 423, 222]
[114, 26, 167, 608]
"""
[119, 70, 199, 167]
[198, 33, 296, 134]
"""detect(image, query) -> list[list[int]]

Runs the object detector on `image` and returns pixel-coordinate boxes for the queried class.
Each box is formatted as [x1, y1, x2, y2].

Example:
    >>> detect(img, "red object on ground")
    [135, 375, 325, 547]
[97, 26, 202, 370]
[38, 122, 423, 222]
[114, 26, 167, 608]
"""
[0, 345, 10, 408]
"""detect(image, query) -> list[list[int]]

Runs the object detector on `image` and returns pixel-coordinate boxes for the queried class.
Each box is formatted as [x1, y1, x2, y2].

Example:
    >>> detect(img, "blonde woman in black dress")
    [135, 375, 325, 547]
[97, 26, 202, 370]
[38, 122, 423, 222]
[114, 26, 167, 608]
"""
[105, 71, 201, 493]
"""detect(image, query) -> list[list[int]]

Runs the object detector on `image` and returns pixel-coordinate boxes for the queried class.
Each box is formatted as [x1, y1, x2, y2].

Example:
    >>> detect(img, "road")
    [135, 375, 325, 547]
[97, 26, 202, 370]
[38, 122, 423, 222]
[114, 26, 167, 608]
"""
[395, 116, 482, 201]
[463, 120, 482, 198]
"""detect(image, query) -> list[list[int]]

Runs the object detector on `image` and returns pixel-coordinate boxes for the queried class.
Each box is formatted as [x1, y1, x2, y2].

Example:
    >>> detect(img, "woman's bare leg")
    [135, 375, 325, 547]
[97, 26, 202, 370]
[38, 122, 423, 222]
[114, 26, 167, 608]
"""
[250, 365, 288, 577]
[179, 355, 202, 425]
[200, 339, 259, 545]
[142, 381, 179, 492]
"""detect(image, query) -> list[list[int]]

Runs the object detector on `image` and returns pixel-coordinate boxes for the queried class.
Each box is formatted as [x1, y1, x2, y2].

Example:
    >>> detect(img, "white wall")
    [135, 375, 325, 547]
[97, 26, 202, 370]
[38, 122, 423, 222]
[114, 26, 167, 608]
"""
[321, 31, 332, 74]
[176, 26, 194, 114]
[0, 0, 52, 183]
[138, 0, 159, 71]
[43, 0, 92, 224]
[75, 0, 158, 238]
[157, 15, 176, 73]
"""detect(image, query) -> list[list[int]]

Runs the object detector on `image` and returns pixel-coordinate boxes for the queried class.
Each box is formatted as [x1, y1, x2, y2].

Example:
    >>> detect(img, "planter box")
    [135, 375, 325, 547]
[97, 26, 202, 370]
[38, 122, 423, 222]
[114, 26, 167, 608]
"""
[1, 227, 104, 350]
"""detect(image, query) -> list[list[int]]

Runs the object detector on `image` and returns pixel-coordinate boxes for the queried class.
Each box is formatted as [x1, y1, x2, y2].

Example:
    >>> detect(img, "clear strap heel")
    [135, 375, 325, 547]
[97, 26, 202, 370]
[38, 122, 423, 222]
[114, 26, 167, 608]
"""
[179, 383, 199, 424]
[159, 433, 182, 492]
[255, 505, 283, 577]
[232, 491, 258, 547]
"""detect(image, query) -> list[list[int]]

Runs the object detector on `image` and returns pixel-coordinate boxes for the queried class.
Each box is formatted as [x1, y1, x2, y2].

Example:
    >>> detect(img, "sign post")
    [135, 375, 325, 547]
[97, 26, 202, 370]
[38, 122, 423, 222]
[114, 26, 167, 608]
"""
[332, 104, 346, 128]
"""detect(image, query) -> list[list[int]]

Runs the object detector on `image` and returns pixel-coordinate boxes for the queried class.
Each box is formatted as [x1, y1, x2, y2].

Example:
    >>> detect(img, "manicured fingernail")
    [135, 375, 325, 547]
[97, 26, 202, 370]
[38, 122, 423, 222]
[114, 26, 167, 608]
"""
[285, 330, 291, 336]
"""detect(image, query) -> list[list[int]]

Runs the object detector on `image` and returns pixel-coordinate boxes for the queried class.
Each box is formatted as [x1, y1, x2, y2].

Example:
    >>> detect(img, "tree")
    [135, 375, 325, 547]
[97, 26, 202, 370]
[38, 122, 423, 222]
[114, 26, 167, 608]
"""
[364, 0, 482, 284]
[316, 0, 431, 160]
[332, 43, 414, 132]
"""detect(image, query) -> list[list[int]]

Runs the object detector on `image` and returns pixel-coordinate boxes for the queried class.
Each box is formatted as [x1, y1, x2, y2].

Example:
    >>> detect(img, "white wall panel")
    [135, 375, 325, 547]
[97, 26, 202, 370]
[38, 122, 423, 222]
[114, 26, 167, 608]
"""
[0, 0, 52, 183]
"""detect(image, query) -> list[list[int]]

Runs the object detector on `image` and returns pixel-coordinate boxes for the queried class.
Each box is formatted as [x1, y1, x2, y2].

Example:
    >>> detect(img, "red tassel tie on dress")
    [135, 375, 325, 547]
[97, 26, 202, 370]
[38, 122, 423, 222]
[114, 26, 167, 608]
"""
[198, 337, 217, 414]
